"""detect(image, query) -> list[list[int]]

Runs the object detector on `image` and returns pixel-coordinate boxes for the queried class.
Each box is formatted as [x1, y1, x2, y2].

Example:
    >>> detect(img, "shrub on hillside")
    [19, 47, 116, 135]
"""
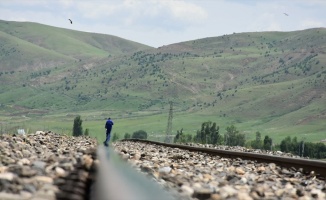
[124, 133, 131, 139]
[111, 133, 120, 142]
[132, 130, 147, 139]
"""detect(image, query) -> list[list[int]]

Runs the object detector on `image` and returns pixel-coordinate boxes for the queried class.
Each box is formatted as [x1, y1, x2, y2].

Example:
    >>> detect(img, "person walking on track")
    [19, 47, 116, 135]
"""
[104, 117, 114, 147]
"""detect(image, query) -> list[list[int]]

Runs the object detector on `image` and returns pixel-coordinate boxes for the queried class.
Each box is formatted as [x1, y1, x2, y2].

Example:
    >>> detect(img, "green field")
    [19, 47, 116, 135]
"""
[2, 109, 325, 145]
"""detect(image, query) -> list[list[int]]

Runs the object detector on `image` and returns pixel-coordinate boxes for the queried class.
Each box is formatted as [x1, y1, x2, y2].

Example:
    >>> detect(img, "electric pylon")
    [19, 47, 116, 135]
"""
[165, 101, 173, 143]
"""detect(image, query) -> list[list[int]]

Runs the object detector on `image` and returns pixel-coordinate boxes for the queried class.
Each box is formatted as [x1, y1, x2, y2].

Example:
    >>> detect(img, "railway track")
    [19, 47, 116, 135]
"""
[114, 139, 326, 199]
[1, 132, 326, 200]
[57, 138, 326, 199]
[94, 146, 175, 200]
[124, 139, 326, 177]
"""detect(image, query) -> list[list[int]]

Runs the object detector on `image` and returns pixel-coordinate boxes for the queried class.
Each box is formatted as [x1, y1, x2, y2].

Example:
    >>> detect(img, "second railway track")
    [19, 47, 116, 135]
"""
[114, 139, 326, 200]
[124, 139, 326, 177]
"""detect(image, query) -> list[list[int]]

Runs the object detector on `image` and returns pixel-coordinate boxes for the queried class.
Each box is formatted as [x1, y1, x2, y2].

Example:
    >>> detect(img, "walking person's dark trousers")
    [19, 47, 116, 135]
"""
[104, 128, 112, 146]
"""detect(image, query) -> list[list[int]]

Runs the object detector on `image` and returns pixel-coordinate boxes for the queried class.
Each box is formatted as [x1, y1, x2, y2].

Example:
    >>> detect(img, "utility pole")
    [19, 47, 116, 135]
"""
[301, 137, 306, 157]
[165, 101, 173, 143]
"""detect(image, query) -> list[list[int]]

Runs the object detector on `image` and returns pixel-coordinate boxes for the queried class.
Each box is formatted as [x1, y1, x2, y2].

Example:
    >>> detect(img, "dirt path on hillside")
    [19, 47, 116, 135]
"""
[166, 71, 199, 94]
[228, 72, 235, 80]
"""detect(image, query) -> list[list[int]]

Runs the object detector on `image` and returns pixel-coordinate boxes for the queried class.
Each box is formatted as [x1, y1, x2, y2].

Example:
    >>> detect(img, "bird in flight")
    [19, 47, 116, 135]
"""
[283, 13, 289, 16]
[68, 19, 72, 24]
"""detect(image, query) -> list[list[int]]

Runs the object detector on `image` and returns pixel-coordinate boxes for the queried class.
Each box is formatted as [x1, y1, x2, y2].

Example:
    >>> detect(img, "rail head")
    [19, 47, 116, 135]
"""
[123, 139, 326, 177]
[96, 146, 176, 200]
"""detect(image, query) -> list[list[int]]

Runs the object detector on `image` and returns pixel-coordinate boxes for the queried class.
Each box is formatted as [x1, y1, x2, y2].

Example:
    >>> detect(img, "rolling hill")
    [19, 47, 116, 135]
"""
[0, 20, 152, 71]
[0, 20, 325, 143]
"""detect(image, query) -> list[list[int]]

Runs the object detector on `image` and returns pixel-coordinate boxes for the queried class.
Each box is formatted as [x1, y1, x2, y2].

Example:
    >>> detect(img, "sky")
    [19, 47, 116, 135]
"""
[0, 0, 326, 47]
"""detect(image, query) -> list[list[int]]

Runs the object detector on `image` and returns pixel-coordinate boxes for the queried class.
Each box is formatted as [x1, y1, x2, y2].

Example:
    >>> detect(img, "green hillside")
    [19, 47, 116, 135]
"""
[0, 30, 74, 72]
[0, 20, 153, 72]
[0, 20, 152, 58]
[0, 20, 325, 144]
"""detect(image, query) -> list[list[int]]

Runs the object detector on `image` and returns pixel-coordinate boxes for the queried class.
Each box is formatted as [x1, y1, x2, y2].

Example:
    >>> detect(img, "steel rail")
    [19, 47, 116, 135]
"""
[124, 139, 326, 177]
[94, 146, 176, 200]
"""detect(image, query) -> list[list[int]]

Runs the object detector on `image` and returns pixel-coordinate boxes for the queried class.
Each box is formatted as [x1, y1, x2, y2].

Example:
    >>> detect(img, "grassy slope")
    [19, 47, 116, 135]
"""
[0, 21, 325, 144]
[0, 30, 74, 72]
[0, 20, 152, 59]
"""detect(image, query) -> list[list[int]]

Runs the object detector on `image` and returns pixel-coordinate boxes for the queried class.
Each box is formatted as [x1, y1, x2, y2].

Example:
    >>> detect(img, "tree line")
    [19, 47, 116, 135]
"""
[72, 116, 325, 159]
[72, 115, 148, 142]
[279, 136, 326, 159]
[173, 121, 325, 159]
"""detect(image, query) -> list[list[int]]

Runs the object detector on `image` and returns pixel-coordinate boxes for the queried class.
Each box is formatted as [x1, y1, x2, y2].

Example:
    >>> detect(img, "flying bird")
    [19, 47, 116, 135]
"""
[68, 19, 72, 24]
[283, 13, 289, 16]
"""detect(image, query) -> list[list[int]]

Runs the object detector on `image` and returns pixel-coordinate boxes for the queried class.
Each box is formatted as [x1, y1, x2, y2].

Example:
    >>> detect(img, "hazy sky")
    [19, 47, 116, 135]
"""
[1, 0, 325, 47]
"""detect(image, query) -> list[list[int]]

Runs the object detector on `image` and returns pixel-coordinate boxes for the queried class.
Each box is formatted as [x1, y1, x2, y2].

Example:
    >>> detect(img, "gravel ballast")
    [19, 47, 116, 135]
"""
[0, 131, 98, 200]
[113, 141, 326, 200]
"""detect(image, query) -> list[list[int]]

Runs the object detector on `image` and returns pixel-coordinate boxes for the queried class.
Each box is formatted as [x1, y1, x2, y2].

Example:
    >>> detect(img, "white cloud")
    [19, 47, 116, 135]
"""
[0, 0, 325, 47]
[266, 22, 282, 32]
[247, 12, 279, 32]
[299, 0, 326, 6]
[300, 19, 323, 29]
[58, 0, 75, 8]
[0, 0, 48, 6]
[158, 0, 207, 23]
[75, 2, 121, 19]
[60, 0, 207, 26]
